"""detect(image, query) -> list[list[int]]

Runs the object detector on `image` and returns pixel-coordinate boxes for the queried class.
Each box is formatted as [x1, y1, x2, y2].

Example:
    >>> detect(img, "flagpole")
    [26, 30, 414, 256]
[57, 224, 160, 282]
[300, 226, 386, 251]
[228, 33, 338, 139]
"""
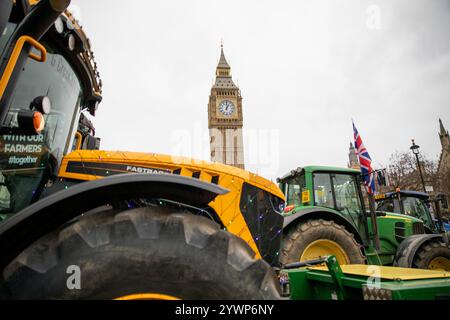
[352, 119, 381, 251]
[368, 193, 381, 251]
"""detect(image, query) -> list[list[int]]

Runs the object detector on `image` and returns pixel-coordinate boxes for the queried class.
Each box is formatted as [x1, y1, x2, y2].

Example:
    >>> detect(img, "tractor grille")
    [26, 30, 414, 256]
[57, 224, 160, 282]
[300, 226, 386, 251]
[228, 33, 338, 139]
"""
[412, 222, 425, 235]
[394, 222, 406, 243]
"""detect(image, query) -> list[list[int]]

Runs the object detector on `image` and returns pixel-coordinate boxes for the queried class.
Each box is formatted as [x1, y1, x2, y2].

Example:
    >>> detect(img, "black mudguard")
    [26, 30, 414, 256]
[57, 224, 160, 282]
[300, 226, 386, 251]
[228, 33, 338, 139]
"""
[283, 207, 364, 244]
[0, 173, 228, 270]
[393, 234, 445, 268]
[284, 207, 353, 228]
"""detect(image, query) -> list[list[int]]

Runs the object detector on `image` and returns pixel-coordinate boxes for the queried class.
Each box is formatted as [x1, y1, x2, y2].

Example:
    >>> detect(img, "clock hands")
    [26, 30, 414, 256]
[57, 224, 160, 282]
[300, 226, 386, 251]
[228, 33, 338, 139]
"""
[219, 100, 235, 116]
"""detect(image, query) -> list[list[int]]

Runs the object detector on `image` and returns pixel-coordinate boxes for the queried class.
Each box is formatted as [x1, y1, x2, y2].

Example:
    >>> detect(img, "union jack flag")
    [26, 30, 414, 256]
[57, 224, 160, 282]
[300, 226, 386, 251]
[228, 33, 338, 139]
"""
[353, 121, 375, 194]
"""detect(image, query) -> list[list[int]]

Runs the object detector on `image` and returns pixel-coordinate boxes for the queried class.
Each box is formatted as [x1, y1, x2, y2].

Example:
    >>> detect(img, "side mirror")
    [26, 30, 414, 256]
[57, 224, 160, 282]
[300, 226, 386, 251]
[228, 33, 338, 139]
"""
[83, 135, 101, 150]
[442, 196, 448, 209]
[0, 95, 51, 135]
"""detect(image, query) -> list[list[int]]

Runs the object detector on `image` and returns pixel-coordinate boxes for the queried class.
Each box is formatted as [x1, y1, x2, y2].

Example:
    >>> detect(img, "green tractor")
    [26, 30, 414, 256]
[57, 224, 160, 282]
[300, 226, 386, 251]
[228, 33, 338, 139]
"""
[375, 190, 450, 270]
[277, 166, 450, 271]
[1, 0, 450, 301]
[375, 190, 450, 234]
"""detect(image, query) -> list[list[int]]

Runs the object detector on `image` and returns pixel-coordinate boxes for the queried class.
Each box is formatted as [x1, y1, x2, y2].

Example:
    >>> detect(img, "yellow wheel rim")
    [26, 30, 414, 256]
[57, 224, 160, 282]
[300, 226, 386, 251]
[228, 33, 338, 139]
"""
[428, 257, 450, 271]
[114, 293, 180, 300]
[300, 239, 350, 265]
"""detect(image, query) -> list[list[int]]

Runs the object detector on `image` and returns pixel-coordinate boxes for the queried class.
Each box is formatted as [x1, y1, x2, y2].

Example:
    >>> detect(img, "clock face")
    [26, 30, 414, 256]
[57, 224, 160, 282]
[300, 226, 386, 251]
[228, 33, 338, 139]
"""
[219, 100, 235, 116]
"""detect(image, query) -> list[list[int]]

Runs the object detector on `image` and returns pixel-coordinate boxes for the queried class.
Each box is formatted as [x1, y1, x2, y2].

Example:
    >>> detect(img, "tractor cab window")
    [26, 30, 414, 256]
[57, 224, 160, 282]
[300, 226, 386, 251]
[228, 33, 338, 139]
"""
[376, 199, 397, 213]
[313, 172, 363, 215]
[402, 197, 433, 227]
[332, 174, 362, 215]
[0, 44, 83, 216]
[0, 23, 14, 55]
[284, 174, 306, 207]
[313, 173, 334, 208]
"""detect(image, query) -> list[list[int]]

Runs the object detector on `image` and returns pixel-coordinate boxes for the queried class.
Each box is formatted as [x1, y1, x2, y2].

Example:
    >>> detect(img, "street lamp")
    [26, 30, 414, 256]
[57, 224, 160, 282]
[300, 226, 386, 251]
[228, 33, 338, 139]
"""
[410, 139, 426, 192]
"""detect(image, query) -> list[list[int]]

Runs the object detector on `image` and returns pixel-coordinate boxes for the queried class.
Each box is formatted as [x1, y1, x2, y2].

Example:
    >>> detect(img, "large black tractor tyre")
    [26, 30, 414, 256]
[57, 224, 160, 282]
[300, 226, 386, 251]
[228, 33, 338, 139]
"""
[412, 240, 450, 271]
[281, 219, 365, 265]
[1, 207, 281, 299]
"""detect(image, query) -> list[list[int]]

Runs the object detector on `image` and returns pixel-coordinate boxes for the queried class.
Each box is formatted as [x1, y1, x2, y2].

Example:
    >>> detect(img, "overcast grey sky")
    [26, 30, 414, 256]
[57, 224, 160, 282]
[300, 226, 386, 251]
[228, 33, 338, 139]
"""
[71, 0, 450, 180]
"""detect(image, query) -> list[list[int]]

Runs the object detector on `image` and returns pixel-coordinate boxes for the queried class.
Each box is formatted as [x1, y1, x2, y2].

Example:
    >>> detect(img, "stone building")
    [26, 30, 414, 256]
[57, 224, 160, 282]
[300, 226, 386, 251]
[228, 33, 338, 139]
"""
[207, 45, 245, 169]
[437, 119, 450, 196]
[347, 142, 360, 170]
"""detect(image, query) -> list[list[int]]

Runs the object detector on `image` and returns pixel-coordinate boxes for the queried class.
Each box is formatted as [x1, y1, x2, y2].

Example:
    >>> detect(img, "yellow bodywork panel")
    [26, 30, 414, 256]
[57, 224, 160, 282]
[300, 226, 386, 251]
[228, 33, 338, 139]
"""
[58, 150, 285, 259]
[310, 264, 450, 280]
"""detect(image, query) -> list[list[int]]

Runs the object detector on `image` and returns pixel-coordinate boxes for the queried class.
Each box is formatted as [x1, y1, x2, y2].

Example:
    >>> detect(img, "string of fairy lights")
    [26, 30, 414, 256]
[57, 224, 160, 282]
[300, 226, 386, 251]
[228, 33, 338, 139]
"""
[53, 151, 285, 263]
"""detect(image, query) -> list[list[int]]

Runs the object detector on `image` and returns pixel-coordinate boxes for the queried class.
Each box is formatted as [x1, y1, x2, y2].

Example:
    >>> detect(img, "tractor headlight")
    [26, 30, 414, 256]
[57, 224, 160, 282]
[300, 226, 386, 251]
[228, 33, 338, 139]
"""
[54, 17, 64, 34]
[362, 286, 392, 300]
[67, 33, 76, 51]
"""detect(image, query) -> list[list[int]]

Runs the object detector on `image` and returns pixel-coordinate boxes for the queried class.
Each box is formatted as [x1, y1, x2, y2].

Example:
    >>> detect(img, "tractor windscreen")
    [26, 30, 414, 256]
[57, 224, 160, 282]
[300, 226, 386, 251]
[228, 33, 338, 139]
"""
[402, 197, 434, 227]
[0, 44, 82, 217]
[0, 23, 14, 56]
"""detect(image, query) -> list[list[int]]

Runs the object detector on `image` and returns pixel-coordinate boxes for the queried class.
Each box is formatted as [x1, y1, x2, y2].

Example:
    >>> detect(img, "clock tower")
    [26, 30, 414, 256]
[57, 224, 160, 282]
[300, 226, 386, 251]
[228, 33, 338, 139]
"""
[208, 45, 245, 169]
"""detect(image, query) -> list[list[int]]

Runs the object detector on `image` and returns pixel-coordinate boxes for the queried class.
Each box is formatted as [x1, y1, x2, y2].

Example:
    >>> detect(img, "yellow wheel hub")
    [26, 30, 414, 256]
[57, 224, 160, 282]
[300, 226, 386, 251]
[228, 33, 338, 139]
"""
[114, 293, 180, 300]
[300, 239, 350, 265]
[428, 257, 450, 271]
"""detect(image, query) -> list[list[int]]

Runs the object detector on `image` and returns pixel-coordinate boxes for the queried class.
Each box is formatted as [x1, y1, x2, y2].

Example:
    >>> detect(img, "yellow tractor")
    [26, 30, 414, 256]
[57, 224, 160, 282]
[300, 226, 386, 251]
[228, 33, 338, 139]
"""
[0, 0, 285, 299]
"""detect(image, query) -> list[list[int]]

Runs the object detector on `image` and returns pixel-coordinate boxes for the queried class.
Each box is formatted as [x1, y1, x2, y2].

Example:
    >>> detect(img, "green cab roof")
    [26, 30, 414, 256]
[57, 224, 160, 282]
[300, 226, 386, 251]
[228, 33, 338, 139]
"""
[303, 165, 361, 174]
[278, 165, 361, 182]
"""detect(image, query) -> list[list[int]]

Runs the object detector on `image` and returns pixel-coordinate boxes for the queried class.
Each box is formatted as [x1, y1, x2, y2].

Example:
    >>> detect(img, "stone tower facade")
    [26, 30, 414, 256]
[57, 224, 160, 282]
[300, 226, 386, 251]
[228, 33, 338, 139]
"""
[437, 119, 450, 196]
[208, 45, 245, 169]
[439, 118, 450, 151]
[348, 142, 360, 170]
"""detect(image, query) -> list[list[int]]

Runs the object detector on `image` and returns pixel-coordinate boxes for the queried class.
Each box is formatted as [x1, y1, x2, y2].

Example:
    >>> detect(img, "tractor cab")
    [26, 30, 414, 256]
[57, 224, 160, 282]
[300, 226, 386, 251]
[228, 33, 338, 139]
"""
[0, 2, 101, 219]
[279, 166, 365, 219]
[376, 190, 450, 234]
[278, 166, 433, 267]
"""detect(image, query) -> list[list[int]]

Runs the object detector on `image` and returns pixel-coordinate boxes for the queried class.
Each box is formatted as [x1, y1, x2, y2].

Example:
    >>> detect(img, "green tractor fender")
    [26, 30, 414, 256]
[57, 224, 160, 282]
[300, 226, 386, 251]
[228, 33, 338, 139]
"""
[393, 234, 446, 268]
[0, 173, 228, 271]
[283, 207, 364, 246]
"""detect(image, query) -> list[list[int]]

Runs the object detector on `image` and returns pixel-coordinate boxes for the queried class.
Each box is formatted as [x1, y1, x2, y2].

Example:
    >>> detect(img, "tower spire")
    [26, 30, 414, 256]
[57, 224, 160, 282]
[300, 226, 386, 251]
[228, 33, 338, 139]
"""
[439, 118, 448, 137]
[217, 43, 230, 69]
[439, 118, 450, 150]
